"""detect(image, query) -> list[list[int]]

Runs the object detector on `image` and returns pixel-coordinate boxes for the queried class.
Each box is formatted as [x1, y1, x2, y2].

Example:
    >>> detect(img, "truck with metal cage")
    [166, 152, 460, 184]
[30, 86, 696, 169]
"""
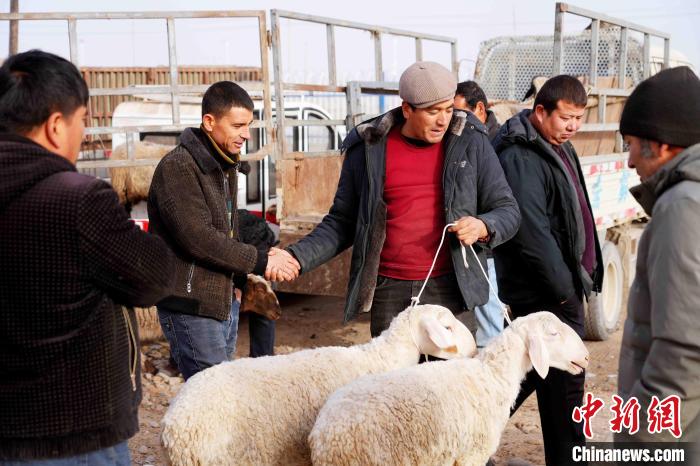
[471, 3, 683, 339]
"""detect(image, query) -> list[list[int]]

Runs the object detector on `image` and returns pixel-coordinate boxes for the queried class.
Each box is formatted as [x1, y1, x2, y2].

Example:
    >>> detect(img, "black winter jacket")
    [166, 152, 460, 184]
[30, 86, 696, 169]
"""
[148, 128, 267, 321]
[492, 110, 603, 306]
[0, 134, 173, 460]
[288, 108, 520, 322]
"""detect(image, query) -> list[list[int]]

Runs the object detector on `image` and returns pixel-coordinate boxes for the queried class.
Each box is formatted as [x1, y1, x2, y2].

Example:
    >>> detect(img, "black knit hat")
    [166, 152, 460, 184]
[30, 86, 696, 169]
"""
[619, 66, 700, 148]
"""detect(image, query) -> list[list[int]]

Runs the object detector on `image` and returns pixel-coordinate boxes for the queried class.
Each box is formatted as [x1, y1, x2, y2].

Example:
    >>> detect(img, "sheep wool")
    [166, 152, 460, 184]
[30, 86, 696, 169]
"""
[309, 311, 589, 466]
[161, 304, 476, 466]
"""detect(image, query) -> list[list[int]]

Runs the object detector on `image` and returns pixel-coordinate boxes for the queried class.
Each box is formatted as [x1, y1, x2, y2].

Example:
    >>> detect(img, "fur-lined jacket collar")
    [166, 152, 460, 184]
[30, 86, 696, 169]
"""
[341, 107, 485, 152]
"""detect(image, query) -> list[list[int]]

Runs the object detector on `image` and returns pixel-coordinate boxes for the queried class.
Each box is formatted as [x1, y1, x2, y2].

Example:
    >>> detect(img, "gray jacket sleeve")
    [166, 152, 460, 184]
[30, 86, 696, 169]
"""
[626, 196, 700, 441]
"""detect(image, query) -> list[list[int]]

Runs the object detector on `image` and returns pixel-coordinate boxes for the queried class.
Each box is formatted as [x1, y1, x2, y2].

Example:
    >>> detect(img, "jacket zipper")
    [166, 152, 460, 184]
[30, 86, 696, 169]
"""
[121, 307, 138, 392]
[186, 262, 195, 293]
[442, 133, 459, 219]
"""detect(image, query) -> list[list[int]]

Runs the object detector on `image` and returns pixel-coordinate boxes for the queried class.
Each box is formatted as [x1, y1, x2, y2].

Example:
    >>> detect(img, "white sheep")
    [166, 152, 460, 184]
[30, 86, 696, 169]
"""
[309, 311, 589, 466]
[161, 304, 476, 466]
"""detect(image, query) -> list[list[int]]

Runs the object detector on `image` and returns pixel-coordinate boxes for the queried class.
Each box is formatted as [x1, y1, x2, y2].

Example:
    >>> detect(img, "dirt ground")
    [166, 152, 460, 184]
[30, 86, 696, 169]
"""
[129, 291, 625, 466]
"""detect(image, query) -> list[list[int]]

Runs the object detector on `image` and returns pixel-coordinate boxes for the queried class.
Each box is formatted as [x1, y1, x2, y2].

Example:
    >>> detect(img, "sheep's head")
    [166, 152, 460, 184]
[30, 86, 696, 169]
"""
[405, 304, 477, 359]
[241, 274, 281, 320]
[512, 311, 589, 380]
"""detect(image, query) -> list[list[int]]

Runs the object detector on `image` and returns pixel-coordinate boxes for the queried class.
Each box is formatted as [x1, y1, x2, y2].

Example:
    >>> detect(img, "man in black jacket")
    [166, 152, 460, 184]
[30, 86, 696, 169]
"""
[287, 62, 520, 336]
[148, 82, 299, 380]
[492, 75, 603, 466]
[454, 80, 501, 141]
[0, 50, 174, 463]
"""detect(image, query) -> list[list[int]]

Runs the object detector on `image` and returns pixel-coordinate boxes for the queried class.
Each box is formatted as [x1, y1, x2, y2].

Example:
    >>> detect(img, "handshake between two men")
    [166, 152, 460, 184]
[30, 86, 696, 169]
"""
[262, 216, 488, 284]
[265, 247, 301, 282]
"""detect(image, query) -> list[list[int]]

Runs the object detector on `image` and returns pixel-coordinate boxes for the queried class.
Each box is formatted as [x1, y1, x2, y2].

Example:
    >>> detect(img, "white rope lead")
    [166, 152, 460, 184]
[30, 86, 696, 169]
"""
[410, 222, 512, 326]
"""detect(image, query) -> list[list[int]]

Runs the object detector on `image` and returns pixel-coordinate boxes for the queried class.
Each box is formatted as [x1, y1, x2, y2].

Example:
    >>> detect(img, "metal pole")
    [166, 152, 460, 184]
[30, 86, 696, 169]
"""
[257, 12, 273, 149]
[643, 33, 651, 79]
[451, 41, 458, 77]
[415, 37, 422, 62]
[597, 93, 606, 124]
[345, 81, 363, 130]
[373, 31, 382, 81]
[553, 3, 564, 75]
[663, 38, 670, 70]
[589, 19, 599, 87]
[617, 27, 628, 88]
[9, 0, 18, 55]
[166, 17, 181, 125]
[270, 10, 286, 160]
[68, 18, 79, 65]
[256, 11, 274, 212]
[326, 24, 337, 85]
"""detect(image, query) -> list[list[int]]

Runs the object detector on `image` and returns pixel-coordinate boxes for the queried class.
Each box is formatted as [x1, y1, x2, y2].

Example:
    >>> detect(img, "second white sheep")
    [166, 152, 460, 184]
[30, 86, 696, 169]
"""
[309, 311, 589, 466]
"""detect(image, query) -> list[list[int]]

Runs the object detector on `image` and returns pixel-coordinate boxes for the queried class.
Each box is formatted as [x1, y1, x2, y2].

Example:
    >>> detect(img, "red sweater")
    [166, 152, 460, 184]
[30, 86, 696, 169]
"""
[378, 126, 452, 280]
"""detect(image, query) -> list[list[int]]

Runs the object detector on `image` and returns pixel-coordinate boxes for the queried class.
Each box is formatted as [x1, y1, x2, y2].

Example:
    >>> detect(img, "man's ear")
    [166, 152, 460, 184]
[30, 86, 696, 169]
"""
[475, 101, 487, 122]
[202, 113, 216, 132]
[43, 111, 64, 152]
[532, 104, 548, 124]
[401, 101, 413, 120]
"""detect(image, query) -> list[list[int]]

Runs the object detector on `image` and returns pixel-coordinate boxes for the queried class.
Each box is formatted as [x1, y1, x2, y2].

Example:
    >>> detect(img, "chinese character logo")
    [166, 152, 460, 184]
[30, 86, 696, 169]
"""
[647, 395, 682, 438]
[609, 395, 640, 435]
[572, 392, 605, 439]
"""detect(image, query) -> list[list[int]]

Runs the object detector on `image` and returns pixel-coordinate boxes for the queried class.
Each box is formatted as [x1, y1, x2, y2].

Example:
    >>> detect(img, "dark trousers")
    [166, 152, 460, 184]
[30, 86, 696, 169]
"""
[509, 293, 587, 466]
[248, 312, 275, 357]
[369, 273, 477, 337]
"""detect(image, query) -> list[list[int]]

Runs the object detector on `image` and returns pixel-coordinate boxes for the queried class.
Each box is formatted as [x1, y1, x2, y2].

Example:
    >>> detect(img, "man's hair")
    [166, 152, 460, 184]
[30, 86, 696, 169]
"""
[0, 50, 89, 134]
[456, 80, 488, 110]
[533, 75, 587, 113]
[202, 81, 254, 117]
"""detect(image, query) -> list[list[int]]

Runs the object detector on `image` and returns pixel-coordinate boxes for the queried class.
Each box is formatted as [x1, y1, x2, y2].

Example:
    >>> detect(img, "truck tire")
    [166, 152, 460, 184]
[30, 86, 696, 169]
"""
[584, 241, 624, 341]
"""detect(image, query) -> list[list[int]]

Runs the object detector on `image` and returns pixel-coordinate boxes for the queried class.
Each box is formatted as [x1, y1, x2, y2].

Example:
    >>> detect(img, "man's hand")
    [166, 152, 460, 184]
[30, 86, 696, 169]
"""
[265, 247, 301, 282]
[448, 216, 489, 246]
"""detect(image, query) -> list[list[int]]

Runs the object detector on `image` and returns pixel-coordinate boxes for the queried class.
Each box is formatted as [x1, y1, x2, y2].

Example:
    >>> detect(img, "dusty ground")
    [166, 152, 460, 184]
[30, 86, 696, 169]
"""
[129, 291, 625, 466]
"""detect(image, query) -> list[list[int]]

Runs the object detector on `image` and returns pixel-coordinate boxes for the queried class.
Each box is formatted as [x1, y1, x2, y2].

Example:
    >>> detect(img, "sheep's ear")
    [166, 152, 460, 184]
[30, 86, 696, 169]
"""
[527, 334, 550, 379]
[448, 321, 477, 357]
[418, 316, 457, 353]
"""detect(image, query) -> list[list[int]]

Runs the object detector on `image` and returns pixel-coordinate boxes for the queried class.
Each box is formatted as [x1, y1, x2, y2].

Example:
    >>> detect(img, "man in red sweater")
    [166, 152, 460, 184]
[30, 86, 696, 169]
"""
[287, 62, 520, 336]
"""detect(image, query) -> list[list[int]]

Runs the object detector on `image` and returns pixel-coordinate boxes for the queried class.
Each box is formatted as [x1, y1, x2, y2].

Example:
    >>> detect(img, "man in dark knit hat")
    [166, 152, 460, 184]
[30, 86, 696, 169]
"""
[0, 50, 174, 464]
[616, 66, 700, 452]
[285, 61, 520, 337]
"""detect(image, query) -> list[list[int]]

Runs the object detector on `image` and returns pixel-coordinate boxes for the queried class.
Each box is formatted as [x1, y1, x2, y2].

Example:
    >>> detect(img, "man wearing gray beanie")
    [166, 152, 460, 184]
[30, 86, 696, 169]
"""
[285, 61, 520, 337]
[616, 66, 700, 453]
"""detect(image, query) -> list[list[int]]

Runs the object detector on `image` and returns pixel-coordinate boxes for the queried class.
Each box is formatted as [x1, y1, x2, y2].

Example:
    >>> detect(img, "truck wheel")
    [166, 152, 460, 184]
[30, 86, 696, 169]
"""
[584, 241, 623, 341]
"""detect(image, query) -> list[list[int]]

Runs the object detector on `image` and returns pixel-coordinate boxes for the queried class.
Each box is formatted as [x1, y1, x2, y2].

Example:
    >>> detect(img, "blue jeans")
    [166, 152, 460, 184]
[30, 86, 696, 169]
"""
[1, 441, 130, 466]
[158, 300, 240, 380]
[248, 312, 275, 357]
[474, 258, 504, 347]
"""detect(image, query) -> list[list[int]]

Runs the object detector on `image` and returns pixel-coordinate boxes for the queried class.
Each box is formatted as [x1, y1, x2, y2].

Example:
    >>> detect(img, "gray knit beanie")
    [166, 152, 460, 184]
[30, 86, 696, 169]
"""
[399, 61, 457, 108]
